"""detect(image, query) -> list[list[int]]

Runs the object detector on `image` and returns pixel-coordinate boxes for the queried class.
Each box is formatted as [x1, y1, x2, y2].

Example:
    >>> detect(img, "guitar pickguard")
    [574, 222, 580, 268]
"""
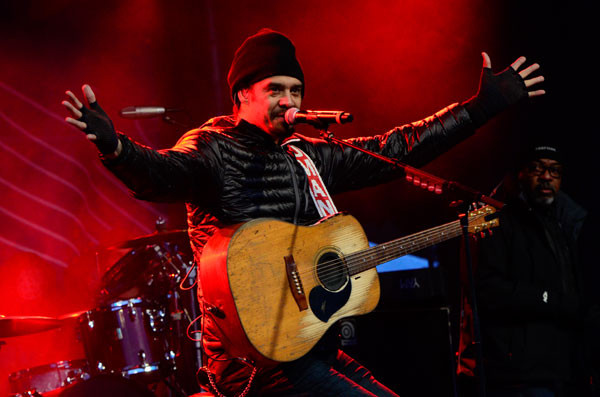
[308, 281, 352, 322]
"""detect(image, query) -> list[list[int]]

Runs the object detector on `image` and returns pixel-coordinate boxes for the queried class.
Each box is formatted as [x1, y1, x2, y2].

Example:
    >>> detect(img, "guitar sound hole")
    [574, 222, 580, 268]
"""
[316, 251, 348, 292]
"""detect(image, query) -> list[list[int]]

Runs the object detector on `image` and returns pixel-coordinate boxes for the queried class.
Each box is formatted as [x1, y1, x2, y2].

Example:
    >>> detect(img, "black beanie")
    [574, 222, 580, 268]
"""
[522, 144, 563, 165]
[227, 28, 304, 102]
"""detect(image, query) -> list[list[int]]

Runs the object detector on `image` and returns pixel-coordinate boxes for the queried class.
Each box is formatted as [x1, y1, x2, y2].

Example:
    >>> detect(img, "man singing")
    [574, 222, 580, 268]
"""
[63, 29, 544, 396]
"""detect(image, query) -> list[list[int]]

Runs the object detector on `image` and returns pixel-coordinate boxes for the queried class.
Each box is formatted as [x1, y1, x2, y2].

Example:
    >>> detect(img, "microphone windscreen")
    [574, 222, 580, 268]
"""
[284, 107, 300, 125]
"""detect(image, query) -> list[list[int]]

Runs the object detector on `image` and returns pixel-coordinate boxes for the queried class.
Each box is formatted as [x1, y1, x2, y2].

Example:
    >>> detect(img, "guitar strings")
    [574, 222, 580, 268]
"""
[302, 211, 490, 285]
[297, 219, 463, 284]
[303, 220, 458, 283]
[313, 223, 461, 285]
[315, 210, 491, 283]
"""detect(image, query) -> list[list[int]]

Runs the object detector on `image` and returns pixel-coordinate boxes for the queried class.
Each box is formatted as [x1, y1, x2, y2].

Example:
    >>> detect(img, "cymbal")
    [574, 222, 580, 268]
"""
[108, 229, 188, 250]
[0, 315, 62, 338]
[58, 310, 90, 321]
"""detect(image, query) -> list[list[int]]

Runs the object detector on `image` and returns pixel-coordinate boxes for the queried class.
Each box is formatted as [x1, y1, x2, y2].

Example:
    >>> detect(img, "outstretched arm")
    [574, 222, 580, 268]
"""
[61, 84, 221, 204]
[62, 84, 122, 157]
[308, 52, 545, 194]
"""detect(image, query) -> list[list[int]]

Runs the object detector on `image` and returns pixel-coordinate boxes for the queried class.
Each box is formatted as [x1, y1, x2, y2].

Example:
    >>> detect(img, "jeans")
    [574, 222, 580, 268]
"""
[263, 349, 399, 396]
[202, 347, 399, 396]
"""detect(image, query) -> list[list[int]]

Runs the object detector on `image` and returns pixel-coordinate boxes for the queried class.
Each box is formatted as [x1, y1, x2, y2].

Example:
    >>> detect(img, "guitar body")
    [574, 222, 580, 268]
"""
[199, 213, 380, 364]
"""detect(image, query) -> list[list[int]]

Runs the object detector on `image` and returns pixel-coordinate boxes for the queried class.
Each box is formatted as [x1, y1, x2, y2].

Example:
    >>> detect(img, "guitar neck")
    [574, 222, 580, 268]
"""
[347, 219, 462, 276]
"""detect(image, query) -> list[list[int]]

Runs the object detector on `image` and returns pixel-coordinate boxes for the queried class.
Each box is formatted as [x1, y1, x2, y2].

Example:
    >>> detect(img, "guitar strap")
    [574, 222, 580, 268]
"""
[285, 144, 338, 218]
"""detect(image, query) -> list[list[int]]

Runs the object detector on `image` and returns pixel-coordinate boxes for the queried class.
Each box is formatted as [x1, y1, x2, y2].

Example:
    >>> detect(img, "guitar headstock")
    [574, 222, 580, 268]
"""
[467, 206, 500, 234]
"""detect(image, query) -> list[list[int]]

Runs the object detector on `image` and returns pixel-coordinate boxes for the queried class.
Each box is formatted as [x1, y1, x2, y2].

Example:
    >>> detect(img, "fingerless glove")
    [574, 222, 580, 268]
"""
[79, 101, 119, 154]
[464, 66, 527, 129]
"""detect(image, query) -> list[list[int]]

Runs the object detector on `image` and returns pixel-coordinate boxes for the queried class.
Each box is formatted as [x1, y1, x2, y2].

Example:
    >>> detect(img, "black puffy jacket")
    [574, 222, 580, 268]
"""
[104, 103, 473, 263]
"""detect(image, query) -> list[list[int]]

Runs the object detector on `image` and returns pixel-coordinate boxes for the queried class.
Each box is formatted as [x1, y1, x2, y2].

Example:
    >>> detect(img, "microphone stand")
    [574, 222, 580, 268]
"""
[316, 124, 499, 397]
[454, 200, 487, 397]
[317, 127, 503, 208]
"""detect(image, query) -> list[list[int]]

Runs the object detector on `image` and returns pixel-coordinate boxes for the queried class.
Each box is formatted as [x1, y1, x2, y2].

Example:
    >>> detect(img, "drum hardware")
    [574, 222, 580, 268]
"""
[170, 309, 184, 321]
[138, 350, 148, 367]
[152, 245, 183, 278]
[41, 374, 157, 397]
[147, 306, 168, 333]
[12, 391, 42, 397]
[8, 359, 91, 397]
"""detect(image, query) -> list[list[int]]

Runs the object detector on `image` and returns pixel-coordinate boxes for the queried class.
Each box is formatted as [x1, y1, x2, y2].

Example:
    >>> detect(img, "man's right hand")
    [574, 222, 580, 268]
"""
[62, 84, 121, 157]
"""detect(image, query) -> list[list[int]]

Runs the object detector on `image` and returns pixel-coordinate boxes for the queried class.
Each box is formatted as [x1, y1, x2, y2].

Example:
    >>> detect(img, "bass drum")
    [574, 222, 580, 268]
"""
[78, 298, 173, 380]
[8, 359, 90, 397]
[44, 374, 155, 397]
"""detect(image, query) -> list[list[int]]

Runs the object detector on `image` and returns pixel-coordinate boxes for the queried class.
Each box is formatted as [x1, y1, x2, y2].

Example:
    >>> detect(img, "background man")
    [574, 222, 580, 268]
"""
[63, 29, 544, 396]
[472, 145, 589, 397]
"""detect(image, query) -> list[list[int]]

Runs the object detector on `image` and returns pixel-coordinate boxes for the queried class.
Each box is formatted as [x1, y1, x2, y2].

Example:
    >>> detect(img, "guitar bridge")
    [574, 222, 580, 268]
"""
[284, 255, 308, 311]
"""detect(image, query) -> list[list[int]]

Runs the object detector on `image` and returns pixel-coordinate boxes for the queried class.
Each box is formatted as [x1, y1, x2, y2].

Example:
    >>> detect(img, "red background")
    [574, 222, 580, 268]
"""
[0, 1, 596, 395]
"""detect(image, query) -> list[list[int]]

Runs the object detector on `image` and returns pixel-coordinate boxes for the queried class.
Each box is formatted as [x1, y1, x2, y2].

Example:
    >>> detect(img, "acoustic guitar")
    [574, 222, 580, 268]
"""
[199, 206, 498, 365]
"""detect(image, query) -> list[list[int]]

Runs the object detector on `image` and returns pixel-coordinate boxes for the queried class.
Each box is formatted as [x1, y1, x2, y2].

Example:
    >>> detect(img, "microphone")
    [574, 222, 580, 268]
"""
[119, 106, 174, 119]
[284, 108, 353, 127]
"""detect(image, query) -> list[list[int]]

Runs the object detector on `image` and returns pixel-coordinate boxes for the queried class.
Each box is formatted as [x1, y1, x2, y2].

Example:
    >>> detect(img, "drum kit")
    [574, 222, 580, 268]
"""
[1, 226, 204, 397]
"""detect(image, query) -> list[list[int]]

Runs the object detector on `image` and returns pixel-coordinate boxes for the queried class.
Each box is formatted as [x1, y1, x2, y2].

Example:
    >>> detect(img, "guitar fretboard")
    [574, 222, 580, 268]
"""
[346, 219, 462, 276]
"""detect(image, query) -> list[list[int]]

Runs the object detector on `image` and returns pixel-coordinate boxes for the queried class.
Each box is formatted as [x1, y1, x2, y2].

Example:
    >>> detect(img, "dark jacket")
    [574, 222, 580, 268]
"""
[475, 191, 587, 384]
[103, 104, 475, 393]
[104, 105, 473, 264]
